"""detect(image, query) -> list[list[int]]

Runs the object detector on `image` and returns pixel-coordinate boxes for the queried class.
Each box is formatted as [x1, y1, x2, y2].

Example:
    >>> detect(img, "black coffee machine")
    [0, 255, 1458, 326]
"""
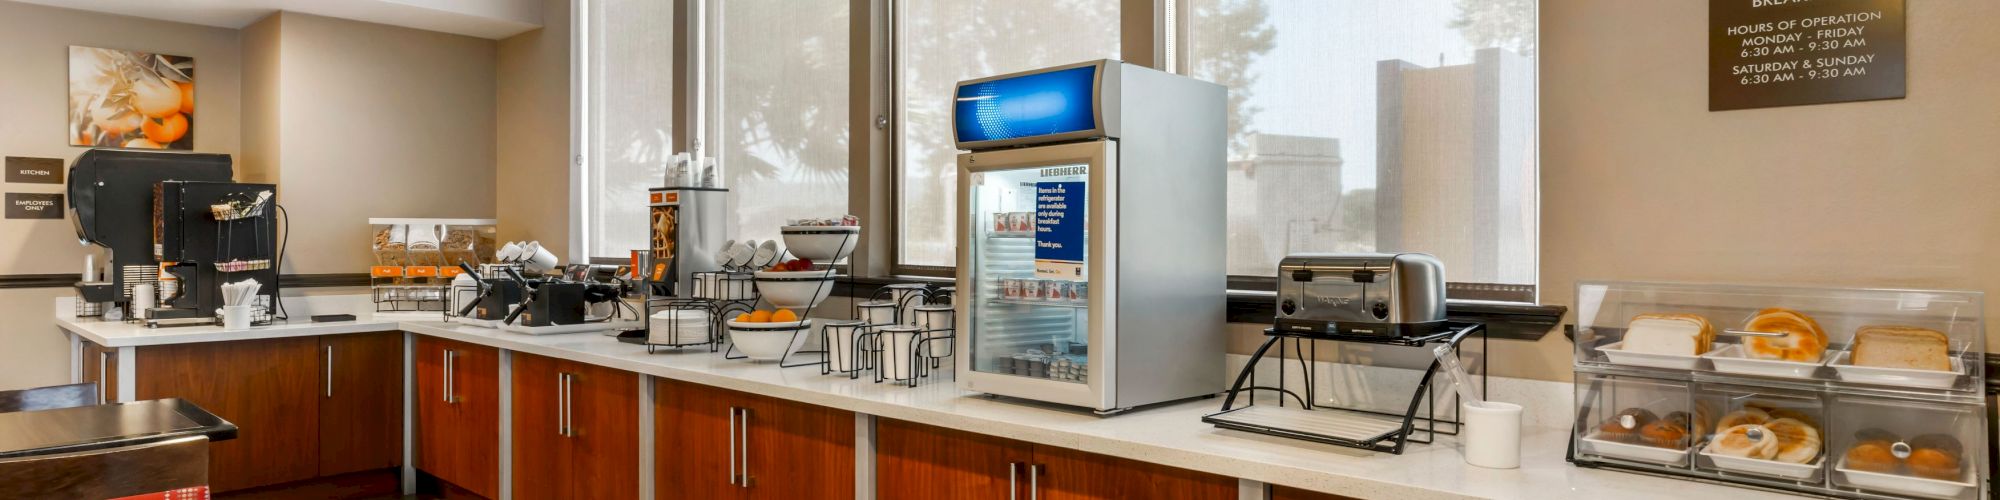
[68, 150, 279, 326]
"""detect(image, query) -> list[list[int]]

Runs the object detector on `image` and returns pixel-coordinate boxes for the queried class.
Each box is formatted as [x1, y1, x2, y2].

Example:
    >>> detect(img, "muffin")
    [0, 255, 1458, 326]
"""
[1844, 441, 1899, 473]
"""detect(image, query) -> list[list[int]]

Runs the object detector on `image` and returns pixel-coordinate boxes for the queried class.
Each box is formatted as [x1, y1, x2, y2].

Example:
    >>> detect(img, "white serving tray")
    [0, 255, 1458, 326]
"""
[1827, 351, 1964, 389]
[1699, 443, 1822, 480]
[500, 320, 641, 336]
[453, 317, 504, 329]
[1595, 341, 1707, 370]
[1700, 344, 1827, 379]
[1836, 456, 1976, 499]
[1580, 431, 1689, 466]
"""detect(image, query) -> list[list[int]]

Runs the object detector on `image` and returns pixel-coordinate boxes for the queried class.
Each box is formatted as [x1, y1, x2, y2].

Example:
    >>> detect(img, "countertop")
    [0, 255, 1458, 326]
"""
[55, 311, 1797, 499]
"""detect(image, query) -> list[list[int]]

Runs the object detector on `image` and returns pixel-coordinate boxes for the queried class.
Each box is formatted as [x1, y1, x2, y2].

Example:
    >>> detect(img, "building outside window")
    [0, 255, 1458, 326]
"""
[1188, 0, 1538, 296]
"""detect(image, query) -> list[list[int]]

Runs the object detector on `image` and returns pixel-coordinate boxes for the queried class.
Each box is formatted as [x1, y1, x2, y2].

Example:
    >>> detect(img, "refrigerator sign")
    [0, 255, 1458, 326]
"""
[1033, 181, 1085, 280]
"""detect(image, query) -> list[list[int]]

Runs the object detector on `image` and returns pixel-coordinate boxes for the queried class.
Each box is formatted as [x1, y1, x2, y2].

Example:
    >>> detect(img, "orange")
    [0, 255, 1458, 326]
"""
[131, 76, 182, 119]
[143, 113, 189, 144]
[748, 310, 774, 323]
[771, 309, 798, 322]
[177, 81, 194, 114]
[734, 313, 752, 323]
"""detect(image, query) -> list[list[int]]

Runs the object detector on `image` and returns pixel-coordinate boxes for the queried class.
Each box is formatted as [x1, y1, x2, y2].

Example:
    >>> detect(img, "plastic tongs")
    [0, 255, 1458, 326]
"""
[1433, 342, 1486, 406]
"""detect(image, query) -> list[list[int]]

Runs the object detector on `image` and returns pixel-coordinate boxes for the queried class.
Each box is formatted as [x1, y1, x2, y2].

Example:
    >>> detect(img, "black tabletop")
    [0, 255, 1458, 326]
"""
[0, 398, 236, 459]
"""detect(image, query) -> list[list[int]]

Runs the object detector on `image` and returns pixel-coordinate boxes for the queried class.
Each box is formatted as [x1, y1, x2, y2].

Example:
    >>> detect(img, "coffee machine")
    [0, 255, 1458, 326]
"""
[68, 150, 277, 326]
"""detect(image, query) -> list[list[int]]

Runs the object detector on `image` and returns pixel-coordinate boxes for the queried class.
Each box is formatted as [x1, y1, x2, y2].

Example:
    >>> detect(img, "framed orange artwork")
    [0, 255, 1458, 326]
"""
[68, 46, 194, 150]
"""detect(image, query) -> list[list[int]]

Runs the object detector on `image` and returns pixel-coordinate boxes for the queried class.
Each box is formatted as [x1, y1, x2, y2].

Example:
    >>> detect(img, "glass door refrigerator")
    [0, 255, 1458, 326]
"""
[953, 60, 1227, 414]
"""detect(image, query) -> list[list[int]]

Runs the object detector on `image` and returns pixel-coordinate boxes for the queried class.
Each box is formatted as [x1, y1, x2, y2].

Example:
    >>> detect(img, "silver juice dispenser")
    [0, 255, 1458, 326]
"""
[645, 186, 728, 297]
[953, 60, 1227, 414]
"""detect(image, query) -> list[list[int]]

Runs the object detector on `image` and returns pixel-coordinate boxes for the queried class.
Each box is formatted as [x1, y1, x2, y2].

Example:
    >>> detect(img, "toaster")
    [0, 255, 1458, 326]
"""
[1274, 253, 1447, 337]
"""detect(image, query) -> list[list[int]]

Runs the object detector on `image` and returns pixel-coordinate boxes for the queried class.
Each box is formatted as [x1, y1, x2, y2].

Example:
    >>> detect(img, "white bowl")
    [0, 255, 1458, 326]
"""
[1595, 341, 1707, 370]
[1579, 432, 1689, 466]
[753, 271, 836, 308]
[1701, 344, 1827, 379]
[751, 240, 782, 268]
[1827, 351, 1965, 390]
[1837, 456, 1976, 499]
[780, 225, 860, 262]
[728, 320, 811, 361]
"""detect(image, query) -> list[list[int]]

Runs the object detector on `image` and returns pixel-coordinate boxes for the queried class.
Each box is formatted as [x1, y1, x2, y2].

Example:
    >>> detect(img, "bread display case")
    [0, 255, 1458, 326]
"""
[1568, 281, 1988, 499]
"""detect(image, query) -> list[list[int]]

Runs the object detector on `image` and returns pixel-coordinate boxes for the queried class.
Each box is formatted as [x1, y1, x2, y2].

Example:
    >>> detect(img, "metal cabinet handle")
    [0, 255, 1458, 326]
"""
[1029, 464, 1041, 500]
[563, 373, 575, 437]
[443, 349, 455, 403]
[97, 351, 109, 405]
[732, 406, 740, 484]
[1009, 462, 1019, 500]
[739, 407, 751, 488]
[557, 372, 567, 436]
[324, 345, 334, 397]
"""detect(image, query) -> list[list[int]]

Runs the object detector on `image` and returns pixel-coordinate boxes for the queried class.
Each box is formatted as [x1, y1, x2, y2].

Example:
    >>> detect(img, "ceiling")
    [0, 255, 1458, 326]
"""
[13, 0, 543, 39]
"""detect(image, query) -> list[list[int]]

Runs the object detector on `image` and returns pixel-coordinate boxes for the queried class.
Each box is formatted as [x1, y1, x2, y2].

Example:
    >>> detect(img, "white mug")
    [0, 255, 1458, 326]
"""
[497, 241, 525, 262]
[521, 242, 559, 274]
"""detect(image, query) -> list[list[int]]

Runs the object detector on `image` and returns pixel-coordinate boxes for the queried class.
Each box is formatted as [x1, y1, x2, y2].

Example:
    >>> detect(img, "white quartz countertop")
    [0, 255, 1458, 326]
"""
[54, 308, 1797, 499]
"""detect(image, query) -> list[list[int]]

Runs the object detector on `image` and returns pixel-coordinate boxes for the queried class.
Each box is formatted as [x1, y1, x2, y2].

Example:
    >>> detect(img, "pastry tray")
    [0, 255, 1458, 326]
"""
[1826, 351, 1965, 390]
[1835, 456, 1977, 499]
[1595, 341, 1707, 370]
[1700, 344, 1826, 380]
[1578, 431, 1690, 466]
[1699, 442, 1822, 480]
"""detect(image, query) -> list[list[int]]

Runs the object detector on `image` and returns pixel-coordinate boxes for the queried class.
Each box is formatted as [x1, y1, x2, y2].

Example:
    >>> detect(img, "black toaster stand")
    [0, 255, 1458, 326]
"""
[1203, 321, 1486, 455]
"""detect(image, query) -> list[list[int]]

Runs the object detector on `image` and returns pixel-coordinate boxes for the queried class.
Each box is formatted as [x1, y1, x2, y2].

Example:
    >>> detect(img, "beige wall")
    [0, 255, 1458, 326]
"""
[245, 12, 499, 274]
[1521, 0, 2000, 381]
[495, 0, 573, 261]
[0, 2, 242, 276]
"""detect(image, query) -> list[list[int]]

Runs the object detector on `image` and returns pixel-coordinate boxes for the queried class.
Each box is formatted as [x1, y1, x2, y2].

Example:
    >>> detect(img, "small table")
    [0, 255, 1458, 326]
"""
[0, 398, 236, 460]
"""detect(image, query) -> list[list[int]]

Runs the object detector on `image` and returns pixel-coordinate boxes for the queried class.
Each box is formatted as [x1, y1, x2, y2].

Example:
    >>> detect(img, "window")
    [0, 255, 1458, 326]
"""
[581, 0, 674, 259]
[710, 0, 851, 246]
[1188, 0, 1538, 292]
[894, 0, 1121, 270]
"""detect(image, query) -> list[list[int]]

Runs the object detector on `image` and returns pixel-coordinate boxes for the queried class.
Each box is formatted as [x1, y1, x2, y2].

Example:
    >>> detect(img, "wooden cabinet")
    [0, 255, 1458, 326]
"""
[878, 419, 1236, 500]
[655, 378, 853, 499]
[317, 331, 404, 476]
[415, 336, 500, 498]
[509, 352, 639, 499]
[135, 336, 322, 492]
[1271, 485, 1355, 500]
[877, 418, 1033, 499]
[78, 339, 117, 404]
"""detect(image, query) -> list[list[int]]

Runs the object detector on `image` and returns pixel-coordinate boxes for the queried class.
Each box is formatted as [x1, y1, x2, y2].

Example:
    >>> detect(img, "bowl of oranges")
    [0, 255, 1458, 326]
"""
[726, 309, 809, 361]
[753, 259, 836, 309]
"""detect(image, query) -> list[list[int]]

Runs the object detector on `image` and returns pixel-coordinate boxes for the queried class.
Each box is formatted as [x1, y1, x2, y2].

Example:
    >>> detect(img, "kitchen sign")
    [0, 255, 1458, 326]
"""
[6, 193, 63, 219]
[5, 157, 62, 184]
[1710, 0, 1905, 111]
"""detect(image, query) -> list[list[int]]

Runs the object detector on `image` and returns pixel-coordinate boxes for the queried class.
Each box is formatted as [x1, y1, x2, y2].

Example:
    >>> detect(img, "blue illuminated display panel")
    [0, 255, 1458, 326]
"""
[955, 65, 1098, 144]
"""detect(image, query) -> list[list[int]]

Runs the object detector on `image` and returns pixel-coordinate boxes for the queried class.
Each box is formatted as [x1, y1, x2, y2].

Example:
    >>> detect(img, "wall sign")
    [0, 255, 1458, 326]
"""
[1710, 0, 1905, 111]
[5, 157, 62, 184]
[6, 193, 63, 219]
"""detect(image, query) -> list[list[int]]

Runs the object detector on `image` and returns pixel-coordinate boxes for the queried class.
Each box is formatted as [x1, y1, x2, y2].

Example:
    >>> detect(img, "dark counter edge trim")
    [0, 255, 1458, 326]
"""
[836, 275, 1568, 342]
[0, 273, 369, 289]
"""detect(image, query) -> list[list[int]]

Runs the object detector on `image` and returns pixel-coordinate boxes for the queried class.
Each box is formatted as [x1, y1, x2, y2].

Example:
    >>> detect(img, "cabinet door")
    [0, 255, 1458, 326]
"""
[510, 352, 572, 499]
[1270, 486, 1355, 500]
[877, 418, 1032, 500]
[654, 378, 746, 500]
[567, 360, 639, 499]
[414, 335, 500, 498]
[742, 393, 854, 500]
[79, 340, 116, 404]
[135, 337, 322, 492]
[1032, 444, 1237, 500]
[318, 332, 404, 476]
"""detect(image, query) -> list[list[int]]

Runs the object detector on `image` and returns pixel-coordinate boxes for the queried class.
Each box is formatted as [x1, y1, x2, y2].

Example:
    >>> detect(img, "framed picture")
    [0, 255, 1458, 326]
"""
[68, 46, 194, 150]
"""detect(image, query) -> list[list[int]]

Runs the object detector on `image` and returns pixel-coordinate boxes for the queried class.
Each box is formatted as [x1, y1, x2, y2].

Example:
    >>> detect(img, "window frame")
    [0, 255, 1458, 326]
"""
[570, 0, 1543, 305]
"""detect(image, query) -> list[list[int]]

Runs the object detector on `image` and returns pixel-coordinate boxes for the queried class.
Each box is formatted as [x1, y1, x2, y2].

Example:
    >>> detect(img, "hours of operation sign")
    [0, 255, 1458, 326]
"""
[1710, 0, 1905, 111]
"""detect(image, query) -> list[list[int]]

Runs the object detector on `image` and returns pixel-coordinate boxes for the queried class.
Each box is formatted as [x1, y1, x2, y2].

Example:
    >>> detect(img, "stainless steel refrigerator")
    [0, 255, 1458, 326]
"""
[953, 60, 1226, 414]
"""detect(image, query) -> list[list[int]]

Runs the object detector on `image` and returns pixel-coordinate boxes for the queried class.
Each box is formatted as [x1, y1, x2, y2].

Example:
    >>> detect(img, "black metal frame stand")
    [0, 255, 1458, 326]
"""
[1204, 321, 1487, 455]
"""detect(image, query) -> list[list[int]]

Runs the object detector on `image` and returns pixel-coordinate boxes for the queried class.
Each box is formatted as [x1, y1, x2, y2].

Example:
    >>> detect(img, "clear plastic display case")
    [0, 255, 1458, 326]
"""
[1569, 281, 1988, 499]
[368, 218, 497, 313]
